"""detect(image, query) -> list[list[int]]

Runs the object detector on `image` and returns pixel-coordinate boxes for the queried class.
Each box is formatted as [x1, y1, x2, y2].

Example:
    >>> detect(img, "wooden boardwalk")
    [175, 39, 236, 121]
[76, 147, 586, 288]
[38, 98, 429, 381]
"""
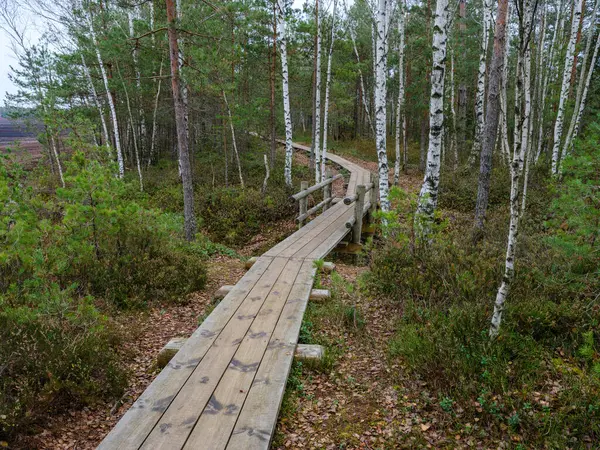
[98, 142, 372, 450]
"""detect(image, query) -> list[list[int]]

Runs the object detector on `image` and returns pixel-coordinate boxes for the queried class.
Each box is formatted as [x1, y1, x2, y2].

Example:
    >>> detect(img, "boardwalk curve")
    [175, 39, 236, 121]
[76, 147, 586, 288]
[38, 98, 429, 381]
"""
[98, 142, 373, 450]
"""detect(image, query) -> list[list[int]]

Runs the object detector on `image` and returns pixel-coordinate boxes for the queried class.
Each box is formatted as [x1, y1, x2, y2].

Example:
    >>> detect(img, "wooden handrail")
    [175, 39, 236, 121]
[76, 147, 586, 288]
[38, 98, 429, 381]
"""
[343, 182, 374, 205]
[291, 174, 343, 201]
[295, 197, 333, 224]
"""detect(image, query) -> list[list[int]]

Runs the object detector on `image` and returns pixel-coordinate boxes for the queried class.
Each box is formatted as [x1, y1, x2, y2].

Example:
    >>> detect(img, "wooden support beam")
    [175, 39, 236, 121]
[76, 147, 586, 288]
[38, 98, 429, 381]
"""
[298, 180, 308, 229]
[294, 344, 325, 363]
[244, 257, 258, 269]
[309, 289, 331, 301]
[321, 261, 336, 273]
[212, 285, 234, 303]
[157, 337, 187, 369]
[336, 242, 363, 254]
[369, 173, 378, 221]
[352, 185, 366, 244]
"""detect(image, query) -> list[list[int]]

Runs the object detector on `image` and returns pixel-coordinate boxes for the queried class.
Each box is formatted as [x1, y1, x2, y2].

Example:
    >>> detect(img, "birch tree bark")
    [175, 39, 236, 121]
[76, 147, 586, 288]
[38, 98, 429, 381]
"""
[374, 0, 390, 212]
[551, 0, 583, 175]
[149, 60, 163, 166]
[562, 0, 599, 161]
[490, 0, 535, 339]
[394, 0, 406, 185]
[560, 21, 600, 170]
[81, 54, 110, 155]
[166, 0, 196, 241]
[128, 8, 147, 154]
[415, 0, 450, 239]
[277, 0, 293, 187]
[470, 0, 493, 165]
[222, 90, 245, 189]
[86, 7, 125, 178]
[313, 0, 323, 182]
[474, 0, 510, 232]
[320, 0, 338, 180]
[118, 63, 143, 191]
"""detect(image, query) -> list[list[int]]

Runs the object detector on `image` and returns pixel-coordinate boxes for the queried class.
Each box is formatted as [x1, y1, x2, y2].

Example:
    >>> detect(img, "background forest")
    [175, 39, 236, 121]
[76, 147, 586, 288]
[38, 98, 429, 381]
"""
[1, 0, 599, 447]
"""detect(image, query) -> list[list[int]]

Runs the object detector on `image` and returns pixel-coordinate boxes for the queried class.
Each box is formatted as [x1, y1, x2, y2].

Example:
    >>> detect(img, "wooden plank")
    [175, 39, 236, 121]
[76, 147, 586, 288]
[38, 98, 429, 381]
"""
[293, 208, 354, 259]
[182, 260, 315, 450]
[139, 257, 290, 449]
[226, 263, 316, 450]
[266, 203, 350, 258]
[97, 257, 274, 450]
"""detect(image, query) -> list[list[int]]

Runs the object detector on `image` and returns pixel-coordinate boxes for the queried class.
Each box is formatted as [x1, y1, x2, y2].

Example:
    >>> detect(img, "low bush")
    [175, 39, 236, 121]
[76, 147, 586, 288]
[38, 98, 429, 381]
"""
[366, 125, 600, 445]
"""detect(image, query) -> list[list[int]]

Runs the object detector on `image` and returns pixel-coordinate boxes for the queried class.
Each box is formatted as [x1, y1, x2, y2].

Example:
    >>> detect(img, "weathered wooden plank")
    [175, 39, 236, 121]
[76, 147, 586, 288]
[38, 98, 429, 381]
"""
[226, 263, 316, 450]
[182, 260, 315, 450]
[97, 257, 274, 450]
[139, 257, 290, 449]
[294, 209, 354, 259]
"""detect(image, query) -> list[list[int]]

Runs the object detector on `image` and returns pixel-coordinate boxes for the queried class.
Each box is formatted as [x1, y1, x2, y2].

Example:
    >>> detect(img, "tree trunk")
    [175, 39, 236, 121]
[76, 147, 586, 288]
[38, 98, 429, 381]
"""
[394, 0, 406, 185]
[490, 0, 535, 339]
[474, 0, 509, 231]
[313, 0, 323, 182]
[81, 54, 111, 156]
[375, 0, 390, 212]
[86, 7, 125, 178]
[470, 0, 493, 165]
[277, 0, 294, 186]
[551, 0, 583, 175]
[320, 0, 337, 180]
[415, 0, 450, 240]
[223, 90, 245, 189]
[270, 0, 277, 167]
[166, 0, 196, 241]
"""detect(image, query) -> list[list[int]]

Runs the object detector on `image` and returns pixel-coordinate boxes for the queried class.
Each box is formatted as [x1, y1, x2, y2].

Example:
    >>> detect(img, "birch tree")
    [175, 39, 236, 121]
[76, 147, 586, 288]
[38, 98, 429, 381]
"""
[85, 6, 125, 178]
[474, 0, 510, 232]
[561, 0, 600, 163]
[166, 0, 196, 241]
[394, 0, 406, 185]
[80, 54, 110, 155]
[490, 0, 537, 339]
[374, 0, 390, 212]
[320, 0, 338, 180]
[470, 0, 493, 165]
[551, 0, 583, 175]
[415, 0, 450, 239]
[277, 0, 293, 187]
[313, 0, 323, 182]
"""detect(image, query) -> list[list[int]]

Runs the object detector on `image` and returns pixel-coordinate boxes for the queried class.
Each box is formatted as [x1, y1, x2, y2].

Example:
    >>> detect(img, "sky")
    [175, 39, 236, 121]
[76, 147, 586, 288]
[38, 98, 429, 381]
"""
[0, 0, 329, 105]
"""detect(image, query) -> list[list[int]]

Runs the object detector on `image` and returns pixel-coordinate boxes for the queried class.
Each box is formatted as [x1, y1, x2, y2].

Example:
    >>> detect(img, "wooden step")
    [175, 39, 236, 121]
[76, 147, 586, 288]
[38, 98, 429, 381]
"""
[157, 337, 187, 369]
[212, 285, 234, 303]
[244, 256, 258, 269]
[309, 289, 331, 301]
[294, 344, 325, 362]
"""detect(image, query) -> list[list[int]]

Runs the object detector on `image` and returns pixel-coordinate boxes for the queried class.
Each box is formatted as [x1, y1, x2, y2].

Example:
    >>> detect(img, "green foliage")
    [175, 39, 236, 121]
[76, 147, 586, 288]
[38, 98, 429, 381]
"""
[367, 127, 600, 445]
[0, 152, 212, 439]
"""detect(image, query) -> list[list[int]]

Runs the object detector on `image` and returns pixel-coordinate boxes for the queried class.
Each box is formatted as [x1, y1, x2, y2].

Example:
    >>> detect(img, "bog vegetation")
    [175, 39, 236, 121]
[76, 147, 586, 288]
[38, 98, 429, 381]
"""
[0, 0, 599, 446]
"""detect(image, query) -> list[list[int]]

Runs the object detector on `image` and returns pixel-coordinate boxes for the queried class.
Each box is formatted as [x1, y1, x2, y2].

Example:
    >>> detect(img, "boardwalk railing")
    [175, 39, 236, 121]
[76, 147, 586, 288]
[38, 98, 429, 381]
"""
[343, 173, 378, 244]
[292, 172, 344, 228]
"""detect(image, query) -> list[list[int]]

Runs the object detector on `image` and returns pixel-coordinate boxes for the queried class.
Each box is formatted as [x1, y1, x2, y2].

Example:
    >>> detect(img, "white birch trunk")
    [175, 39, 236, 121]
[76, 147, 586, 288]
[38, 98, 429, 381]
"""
[119, 66, 143, 191]
[149, 60, 163, 166]
[129, 8, 147, 154]
[470, 0, 492, 165]
[313, 0, 323, 183]
[375, 0, 390, 212]
[262, 153, 270, 194]
[348, 20, 375, 135]
[86, 8, 125, 178]
[450, 50, 458, 169]
[81, 54, 110, 156]
[535, 1, 562, 163]
[320, 0, 338, 180]
[490, 0, 534, 339]
[415, 0, 450, 238]
[551, 0, 583, 175]
[277, 0, 293, 187]
[222, 90, 245, 189]
[394, 0, 406, 184]
[560, 27, 600, 171]
[562, 0, 600, 161]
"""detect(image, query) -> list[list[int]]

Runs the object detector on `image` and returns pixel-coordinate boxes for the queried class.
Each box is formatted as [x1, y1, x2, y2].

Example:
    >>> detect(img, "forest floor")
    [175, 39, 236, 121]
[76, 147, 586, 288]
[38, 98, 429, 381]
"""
[18, 149, 471, 450]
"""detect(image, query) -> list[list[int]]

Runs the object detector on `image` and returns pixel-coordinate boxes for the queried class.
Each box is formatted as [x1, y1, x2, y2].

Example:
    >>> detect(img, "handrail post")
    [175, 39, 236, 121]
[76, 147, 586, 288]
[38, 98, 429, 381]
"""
[353, 185, 366, 243]
[299, 180, 308, 229]
[369, 173, 378, 222]
[323, 170, 332, 212]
